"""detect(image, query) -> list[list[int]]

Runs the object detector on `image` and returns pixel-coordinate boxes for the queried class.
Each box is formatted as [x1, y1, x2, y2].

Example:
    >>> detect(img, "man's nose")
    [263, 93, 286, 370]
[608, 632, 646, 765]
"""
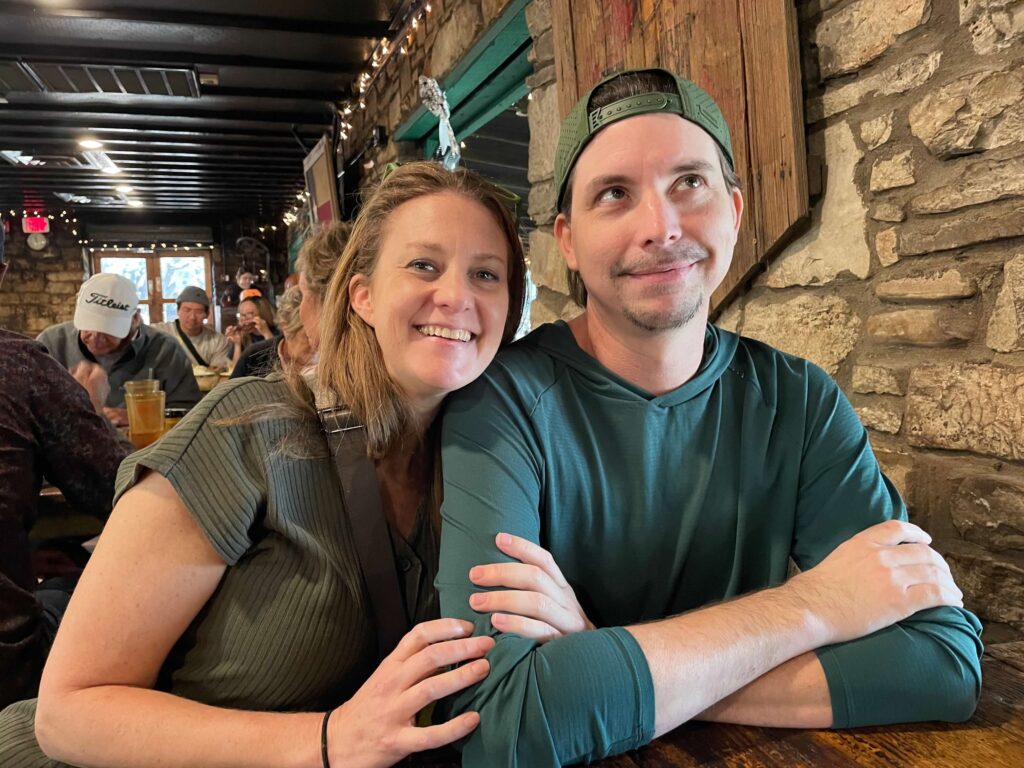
[638, 190, 682, 249]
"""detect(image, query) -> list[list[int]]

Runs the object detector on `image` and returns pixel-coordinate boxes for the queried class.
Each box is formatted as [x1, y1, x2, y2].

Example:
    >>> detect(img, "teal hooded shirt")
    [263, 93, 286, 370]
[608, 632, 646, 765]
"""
[437, 321, 983, 767]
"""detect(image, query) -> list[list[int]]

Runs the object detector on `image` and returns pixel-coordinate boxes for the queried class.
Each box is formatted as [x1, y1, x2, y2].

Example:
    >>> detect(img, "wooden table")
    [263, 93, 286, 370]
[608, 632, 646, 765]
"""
[413, 642, 1024, 766]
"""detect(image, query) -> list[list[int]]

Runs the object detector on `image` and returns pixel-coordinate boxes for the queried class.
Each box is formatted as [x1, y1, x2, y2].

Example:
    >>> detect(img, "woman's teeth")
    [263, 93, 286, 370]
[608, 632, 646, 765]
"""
[417, 325, 472, 342]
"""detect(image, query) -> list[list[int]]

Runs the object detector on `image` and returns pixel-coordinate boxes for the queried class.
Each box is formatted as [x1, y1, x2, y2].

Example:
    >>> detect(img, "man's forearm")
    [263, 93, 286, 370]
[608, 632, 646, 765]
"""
[627, 582, 828, 738]
[696, 651, 832, 728]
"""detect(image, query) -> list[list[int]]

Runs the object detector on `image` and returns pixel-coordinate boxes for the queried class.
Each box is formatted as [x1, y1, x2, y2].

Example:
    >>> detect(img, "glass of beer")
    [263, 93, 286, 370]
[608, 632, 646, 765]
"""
[126, 390, 166, 449]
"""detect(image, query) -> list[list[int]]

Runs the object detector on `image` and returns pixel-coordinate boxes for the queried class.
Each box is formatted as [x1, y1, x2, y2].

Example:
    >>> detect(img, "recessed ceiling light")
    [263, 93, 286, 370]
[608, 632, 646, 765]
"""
[127, 199, 144, 208]
[101, 165, 121, 175]
[116, 185, 134, 194]
[79, 139, 104, 149]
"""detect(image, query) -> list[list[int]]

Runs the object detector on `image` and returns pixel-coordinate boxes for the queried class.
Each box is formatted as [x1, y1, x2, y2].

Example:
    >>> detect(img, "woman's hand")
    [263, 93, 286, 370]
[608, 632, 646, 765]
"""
[327, 618, 493, 768]
[251, 316, 271, 338]
[469, 533, 595, 643]
[224, 324, 243, 346]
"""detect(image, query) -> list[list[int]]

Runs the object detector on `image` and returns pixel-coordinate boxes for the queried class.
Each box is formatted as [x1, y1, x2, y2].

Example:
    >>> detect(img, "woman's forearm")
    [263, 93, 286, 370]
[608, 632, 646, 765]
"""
[37, 686, 323, 768]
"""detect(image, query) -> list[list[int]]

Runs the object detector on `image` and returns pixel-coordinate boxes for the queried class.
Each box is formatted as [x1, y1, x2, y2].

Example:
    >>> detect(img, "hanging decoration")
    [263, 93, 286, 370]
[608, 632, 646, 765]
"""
[418, 76, 461, 170]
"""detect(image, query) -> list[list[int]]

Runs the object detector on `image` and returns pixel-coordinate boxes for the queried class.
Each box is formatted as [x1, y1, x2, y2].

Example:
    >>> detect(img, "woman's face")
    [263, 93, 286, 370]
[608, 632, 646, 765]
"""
[298, 271, 323, 350]
[350, 191, 510, 414]
[237, 299, 260, 331]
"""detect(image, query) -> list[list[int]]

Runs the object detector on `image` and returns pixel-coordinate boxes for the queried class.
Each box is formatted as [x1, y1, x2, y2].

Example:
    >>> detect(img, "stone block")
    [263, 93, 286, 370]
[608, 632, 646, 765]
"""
[525, 0, 552, 37]
[814, 0, 931, 79]
[867, 308, 977, 346]
[874, 448, 915, 503]
[528, 178, 557, 226]
[527, 227, 569, 295]
[527, 84, 559, 183]
[532, 29, 554, 67]
[483, 0, 514, 21]
[860, 111, 894, 149]
[909, 66, 1024, 159]
[47, 282, 79, 296]
[876, 227, 900, 266]
[531, 285, 579, 327]
[875, 269, 977, 302]
[526, 63, 556, 90]
[742, 294, 861, 375]
[910, 152, 1024, 215]
[960, 0, 1024, 55]
[18, 278, 45, 292]
[898, 199, 1024, 256]
[869, 150, 915, 192]
[947, 553, 1024, 630]
[853, 364, 904, 395]
[47, 269, 87, 283]
[430, 1, 483, 80]
[808, 51, 942, 121]
[871, 202, 905, 223]
[986, 252, 1024, 352]
[715, 301, 743, 334]
[765, 123, 871, 287]
[856, 404, 904, 433]
[906, 363, 1024, 460]
[952, 474, 1024, 552]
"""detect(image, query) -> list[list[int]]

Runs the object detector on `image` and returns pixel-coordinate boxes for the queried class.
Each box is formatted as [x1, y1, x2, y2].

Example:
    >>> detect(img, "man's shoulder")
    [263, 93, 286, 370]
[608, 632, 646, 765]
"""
[475, 323, 565, 389]
[150, 320, 175, 336]
[140, 324, 194, 364]
[719, 326, 841, 403]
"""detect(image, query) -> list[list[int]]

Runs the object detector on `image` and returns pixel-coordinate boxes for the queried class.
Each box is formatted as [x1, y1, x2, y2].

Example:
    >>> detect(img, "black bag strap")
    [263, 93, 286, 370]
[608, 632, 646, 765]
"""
[317, 406, 409, 660]
[174, 319, 209, 368]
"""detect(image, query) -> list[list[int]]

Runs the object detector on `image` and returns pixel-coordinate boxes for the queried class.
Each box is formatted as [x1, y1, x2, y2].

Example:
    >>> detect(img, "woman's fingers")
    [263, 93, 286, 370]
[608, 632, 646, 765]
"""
[398, 712, 482, 755]
[398, 635, 494, 689]
[494, 533, 569, 588]
[390, 618, 475, 662]
[401, 658, 490, 714]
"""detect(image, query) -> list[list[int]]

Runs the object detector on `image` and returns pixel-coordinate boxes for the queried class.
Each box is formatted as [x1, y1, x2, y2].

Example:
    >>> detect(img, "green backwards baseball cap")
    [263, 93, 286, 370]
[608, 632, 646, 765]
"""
[554, 67, 734, 210]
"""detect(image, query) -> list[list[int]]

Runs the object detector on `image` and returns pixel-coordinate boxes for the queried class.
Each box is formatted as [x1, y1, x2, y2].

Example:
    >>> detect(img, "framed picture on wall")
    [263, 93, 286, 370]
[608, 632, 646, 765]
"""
[303, 135, 341, 225]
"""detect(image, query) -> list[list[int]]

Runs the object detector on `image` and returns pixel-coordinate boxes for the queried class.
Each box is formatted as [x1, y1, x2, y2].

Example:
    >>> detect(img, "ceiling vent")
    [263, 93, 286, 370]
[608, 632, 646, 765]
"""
[0, 62, 200, 98]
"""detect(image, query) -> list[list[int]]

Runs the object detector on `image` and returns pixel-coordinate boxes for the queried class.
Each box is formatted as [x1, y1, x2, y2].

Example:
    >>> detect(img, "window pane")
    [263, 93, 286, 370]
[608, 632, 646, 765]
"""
[138, 304, 151, 325]
[99, 256, 148, 299]
[163, 302, 178, 323]
[161, 256, 206, 299]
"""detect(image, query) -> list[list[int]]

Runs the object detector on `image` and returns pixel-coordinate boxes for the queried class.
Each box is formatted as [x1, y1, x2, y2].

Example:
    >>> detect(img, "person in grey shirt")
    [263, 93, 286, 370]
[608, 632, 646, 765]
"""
[152, 286, 233, 371]
[37, 273, 201, 426]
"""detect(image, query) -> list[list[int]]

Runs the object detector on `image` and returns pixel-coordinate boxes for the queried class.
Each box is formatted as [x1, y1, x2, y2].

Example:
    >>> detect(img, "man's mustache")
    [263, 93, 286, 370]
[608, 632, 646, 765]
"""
[612, 243, 708, 277]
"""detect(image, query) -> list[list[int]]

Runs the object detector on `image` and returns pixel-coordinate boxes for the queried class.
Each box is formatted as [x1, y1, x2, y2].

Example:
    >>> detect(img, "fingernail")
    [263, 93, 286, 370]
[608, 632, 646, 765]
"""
[470, 593, 485, 608]
[469, 566, 484, 581]
[472, 659, 489, 674]
[497, 533, 511, 547]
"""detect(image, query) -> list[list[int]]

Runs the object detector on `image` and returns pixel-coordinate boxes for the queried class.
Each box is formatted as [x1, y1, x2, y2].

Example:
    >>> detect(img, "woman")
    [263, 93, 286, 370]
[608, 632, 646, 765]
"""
[230, 286, 311, 378]
[295, 220, 352, 357]
[0, 163, 573, 767]
[225, 295, 280, 369]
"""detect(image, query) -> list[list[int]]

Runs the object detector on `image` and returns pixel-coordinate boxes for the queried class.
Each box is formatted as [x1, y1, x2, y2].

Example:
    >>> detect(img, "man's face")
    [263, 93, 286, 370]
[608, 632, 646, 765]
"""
[237, 272, 254, 289]
[79, 311, 140, 357]
[555, 113, 743, 334]
[177, 301, 208, 335]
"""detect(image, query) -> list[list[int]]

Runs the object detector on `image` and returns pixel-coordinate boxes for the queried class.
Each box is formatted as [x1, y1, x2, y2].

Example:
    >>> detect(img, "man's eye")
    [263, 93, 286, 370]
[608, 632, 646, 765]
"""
[680, 175, 705, 189]
[597, 187, 627, 203]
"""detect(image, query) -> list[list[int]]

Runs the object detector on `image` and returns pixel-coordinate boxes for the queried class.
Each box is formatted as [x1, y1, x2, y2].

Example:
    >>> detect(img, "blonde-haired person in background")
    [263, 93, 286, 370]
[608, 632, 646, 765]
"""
[0, 162, 581, 768]
[296, 220, 352, 355]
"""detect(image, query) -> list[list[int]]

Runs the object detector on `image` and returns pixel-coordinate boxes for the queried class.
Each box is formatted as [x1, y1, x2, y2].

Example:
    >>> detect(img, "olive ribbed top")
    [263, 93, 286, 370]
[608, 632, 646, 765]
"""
[0, 376, 438, 767]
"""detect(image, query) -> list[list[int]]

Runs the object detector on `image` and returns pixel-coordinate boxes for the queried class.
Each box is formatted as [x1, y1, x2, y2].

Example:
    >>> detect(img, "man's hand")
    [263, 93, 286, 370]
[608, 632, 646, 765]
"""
[70, 361, 110, 414]
[785, 519, 963, 647]
[102, 407, 130, 428]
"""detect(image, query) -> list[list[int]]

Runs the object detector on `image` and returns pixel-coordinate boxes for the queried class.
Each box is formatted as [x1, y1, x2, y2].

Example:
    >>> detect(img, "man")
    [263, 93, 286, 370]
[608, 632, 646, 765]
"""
[37, 273, 201, 425]
[0, 233, 131, 707]
[152, 286, 233, 370]
[436, 69, 983, 766]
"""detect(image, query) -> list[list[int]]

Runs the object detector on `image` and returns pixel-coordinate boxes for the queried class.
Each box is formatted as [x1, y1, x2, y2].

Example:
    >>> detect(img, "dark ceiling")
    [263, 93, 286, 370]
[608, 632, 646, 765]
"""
[0, 0, 408, 221]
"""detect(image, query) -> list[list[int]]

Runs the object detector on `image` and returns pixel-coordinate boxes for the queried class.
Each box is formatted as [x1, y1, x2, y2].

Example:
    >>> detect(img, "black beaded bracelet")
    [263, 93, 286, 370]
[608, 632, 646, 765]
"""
[321, 708, 336, 768]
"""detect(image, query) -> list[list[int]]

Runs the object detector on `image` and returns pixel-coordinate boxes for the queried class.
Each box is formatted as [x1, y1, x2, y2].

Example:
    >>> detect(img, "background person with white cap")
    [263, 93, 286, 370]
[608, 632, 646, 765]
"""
[36, 273, 201, 426]
[152, 285, 233, 371]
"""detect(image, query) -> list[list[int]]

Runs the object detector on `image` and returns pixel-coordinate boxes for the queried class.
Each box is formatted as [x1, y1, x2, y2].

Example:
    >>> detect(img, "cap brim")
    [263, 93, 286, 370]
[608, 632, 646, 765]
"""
[74, 305, 134, 338]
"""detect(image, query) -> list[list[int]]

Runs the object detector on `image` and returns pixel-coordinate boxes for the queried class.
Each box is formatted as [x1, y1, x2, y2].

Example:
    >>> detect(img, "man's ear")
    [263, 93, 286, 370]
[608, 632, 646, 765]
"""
[554, 212, 577, 272]
[349, 273, 374, 327]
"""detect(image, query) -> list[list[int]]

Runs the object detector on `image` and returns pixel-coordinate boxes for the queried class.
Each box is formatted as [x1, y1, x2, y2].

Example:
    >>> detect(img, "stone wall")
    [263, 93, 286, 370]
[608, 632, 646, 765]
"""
[724, 0, 1024, 640]
[0, 228, 86, 336]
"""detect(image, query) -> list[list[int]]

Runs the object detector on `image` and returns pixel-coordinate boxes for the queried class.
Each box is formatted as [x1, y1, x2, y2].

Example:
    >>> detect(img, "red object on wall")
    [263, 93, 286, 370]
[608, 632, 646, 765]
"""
[22, 216, 50, 234]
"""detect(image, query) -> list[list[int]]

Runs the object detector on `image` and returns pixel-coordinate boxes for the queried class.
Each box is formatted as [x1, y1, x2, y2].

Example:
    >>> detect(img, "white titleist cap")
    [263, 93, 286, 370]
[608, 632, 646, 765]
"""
[74, 273, 139, 338]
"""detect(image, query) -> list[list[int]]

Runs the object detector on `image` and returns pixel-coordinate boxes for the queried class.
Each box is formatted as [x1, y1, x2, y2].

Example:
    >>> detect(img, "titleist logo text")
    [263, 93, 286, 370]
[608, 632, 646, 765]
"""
[85, 292, 131, 311]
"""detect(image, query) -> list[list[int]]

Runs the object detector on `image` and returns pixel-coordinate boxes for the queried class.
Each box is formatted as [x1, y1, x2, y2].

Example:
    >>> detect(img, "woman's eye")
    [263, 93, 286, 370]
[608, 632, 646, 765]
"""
[597, 187, 627, 203]
[408, 259, 437, 273]
[474, 269, 500, 282]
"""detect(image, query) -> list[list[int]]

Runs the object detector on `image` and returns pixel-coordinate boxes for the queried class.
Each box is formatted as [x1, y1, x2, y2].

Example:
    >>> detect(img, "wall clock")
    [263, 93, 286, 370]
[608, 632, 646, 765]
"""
[26, 232, 49, 251]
